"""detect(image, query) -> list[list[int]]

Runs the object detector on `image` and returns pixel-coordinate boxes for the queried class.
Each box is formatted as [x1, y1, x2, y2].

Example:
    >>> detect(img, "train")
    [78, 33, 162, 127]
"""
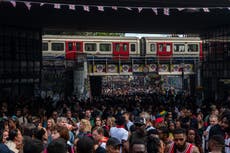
[42, 35, 202, 60]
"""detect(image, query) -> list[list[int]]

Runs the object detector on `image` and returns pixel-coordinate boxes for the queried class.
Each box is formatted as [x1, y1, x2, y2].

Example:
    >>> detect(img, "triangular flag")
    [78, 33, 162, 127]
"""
[125, 7, 132, 11]
[138, 7, 143, 13]
[83, 5, 90, 12]
[40, 3, 44, 6]
[203, 8, 210, 12]
[25, 2, 31, 10]
[98, 6, 104, 11]
[112, 6, 117, 10]
[228, 7, 230, 10]
[152, 8, 158, 15]
[164, 8, 169, 16]
[69, 4, 75, 10]
[177, 8, 185, 11]
[10, 1, 16, 7]
[54, 4, 61, 9]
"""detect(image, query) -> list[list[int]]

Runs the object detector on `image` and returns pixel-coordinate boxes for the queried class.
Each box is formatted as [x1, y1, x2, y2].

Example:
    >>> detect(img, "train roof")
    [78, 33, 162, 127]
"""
[42, 35, 139, 40]
[143, 36, 201, 41]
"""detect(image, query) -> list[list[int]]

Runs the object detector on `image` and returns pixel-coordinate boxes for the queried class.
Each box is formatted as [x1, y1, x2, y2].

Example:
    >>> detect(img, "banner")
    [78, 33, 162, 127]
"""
[148, 64, 157, 72]
[183, 64, 193, 72]
[133, 64, 143, 72]
[120, 64, 132, 73]
[107, 64, 118, 73]
[158, 64, 169, 72]
[93, 64, 106, 73]
[171, 64, 180, 72]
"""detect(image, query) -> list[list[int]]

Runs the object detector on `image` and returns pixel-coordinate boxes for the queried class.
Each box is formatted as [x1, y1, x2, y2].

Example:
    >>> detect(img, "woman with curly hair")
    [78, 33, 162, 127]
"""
[147, 135, 165, 153]
[187, 128, 203, 153]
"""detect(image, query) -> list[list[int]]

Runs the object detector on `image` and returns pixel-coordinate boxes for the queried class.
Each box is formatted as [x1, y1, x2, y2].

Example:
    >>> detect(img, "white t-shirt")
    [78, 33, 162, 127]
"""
[109, 127, 129, 142]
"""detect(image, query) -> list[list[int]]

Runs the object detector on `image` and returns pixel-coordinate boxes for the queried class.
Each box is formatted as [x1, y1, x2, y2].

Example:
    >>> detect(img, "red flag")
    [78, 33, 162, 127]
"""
[98, 6, 104, 11]
[10, 1, 16, 7]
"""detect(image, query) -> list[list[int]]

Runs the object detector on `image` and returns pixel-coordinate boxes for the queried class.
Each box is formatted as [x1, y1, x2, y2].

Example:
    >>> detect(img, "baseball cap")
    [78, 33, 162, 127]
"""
[134, 117, 146, 126]
[106, 137, 122, 147]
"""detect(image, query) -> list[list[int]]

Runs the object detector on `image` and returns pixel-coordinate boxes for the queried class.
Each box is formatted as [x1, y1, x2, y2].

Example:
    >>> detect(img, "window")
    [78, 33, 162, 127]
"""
[115, 43, 120, 51]
[68, 42, 73, 51]
[166, 44, 171, 52]
[100, 44, 111, 52]
[150, 44, 156, 52]
[42, 42, 48, 51]
[188, 44, 199, 52]
[51, 43, 64, 51]
[76, 42, 81, 51]
[85, 43, 96, 52]
[123, 44, 128, 52]
[131, 44, 136, 52]
[159, 44, 163, 52]
[174, 44, 185, 52]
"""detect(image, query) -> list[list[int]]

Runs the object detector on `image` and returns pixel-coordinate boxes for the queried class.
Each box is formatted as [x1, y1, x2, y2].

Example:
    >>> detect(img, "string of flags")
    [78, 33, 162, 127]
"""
[3, 0, 230, 16]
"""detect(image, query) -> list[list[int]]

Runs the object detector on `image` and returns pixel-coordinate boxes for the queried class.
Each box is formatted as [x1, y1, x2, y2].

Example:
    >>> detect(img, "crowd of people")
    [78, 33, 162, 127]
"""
[0, 90, 230, 153]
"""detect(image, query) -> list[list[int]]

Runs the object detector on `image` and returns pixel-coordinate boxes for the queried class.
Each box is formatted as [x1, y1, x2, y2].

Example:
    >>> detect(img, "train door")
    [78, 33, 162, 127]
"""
[65, 41, 83, 60]
[112, 42, 129, 59]
[156, 42, 172, 58]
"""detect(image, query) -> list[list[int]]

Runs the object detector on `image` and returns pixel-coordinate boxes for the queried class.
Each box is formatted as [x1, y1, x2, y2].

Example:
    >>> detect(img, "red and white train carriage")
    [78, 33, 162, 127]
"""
[42, 35, 140, 60]
[42, 35, 202, 60]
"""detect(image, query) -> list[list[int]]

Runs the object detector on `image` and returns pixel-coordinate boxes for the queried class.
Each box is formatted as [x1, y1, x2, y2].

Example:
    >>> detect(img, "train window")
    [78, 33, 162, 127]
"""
[159, 44, 163, 52]
[123, 44, 128, 52]
[42, 42, 48, 51]
[174, 44, 185, 52]
[115, 43, 120, 51]
[76, 42, 81, 51]
[150, 44, 156, 52]
[100, 44, 111, 52]
[68, 42, 73, 51]
[51, 43, 64, 51]
[85, 43, 96, 52]
[166, 44, 171, 52]
[131, 44, 136, 52]
[188, 44, 198, 52]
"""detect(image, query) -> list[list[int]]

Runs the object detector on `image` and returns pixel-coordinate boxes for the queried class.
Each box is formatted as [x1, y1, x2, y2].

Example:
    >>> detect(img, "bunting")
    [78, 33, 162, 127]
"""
[10, 1, 16, 7]
[177, 8, 185, 11]
[69, 4, 75, 10]
[25, 2, 31, 10]
[138, 7, 142, 13]
[164, 8, 169, 16]
[2, 0, 230, 16]
[112, 6, 117, 10]
[125, 7, 132, 11]
[98, 6, 104, 11]
[152, 8, 158, 15]
[83, 5, 90, 12]
[203, 8, 210, 12]
[54, 3, 60, 9]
